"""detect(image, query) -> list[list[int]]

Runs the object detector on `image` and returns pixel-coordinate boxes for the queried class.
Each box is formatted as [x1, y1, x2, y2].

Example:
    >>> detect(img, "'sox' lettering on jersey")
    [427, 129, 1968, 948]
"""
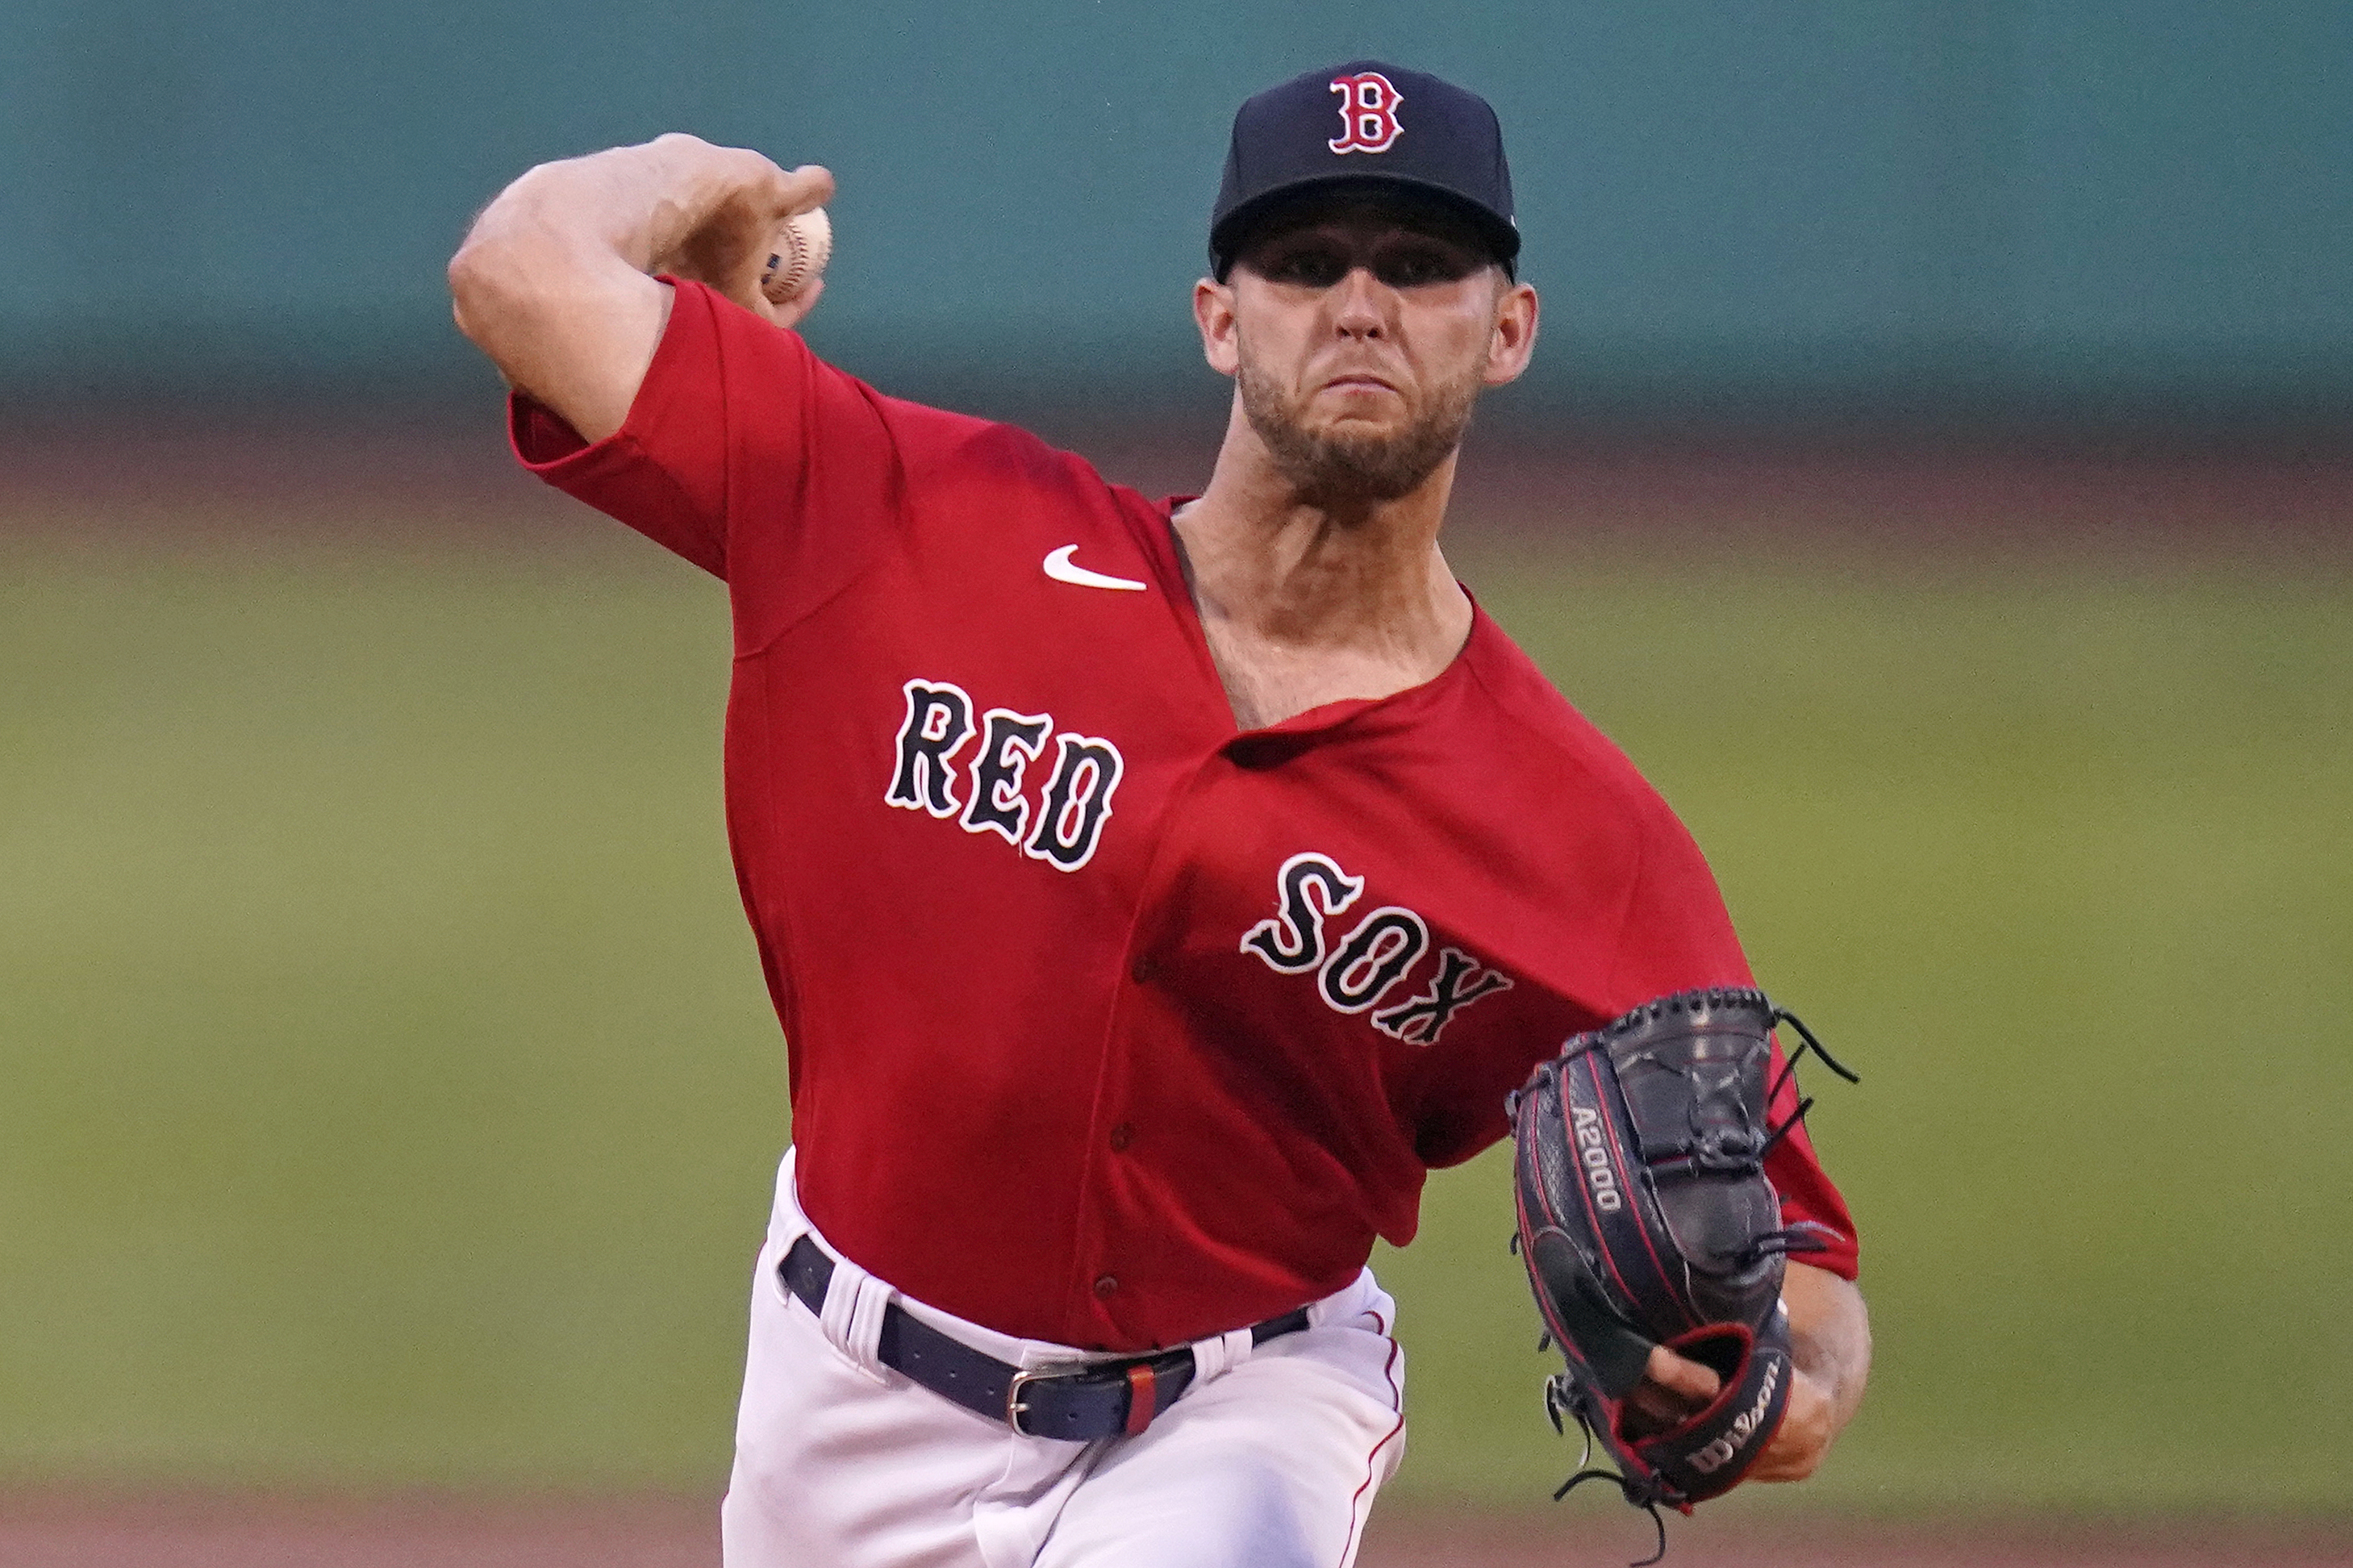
[885, 678, 1124, 871]
[1328, 72, 1404, 154]
[1318, 907, 1429, 1013]
[1372, 947, 1514, 1043]
[1241, 850, 1510, 1043]
[1241, 853, 1366, 973]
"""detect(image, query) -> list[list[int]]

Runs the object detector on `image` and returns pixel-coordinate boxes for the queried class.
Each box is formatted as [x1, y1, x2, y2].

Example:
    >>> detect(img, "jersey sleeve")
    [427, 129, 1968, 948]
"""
[508, 278, 745, 575]
[1609, 811, 1863, 1282]
[507, 279, 970, 636]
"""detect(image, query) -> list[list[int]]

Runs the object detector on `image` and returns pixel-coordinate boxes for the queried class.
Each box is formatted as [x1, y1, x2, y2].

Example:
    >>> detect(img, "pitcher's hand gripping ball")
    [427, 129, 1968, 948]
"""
[760, 206, 832, 304]
[1508, 988, 1856, 1558]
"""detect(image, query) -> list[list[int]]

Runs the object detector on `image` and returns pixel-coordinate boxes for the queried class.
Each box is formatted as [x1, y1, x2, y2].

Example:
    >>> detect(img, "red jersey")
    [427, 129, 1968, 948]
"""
[513, 280, 1859, 1353]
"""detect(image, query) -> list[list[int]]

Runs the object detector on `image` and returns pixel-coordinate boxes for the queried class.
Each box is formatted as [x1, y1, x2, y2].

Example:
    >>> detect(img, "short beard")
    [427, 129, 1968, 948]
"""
[1237, 357, 1481, 507]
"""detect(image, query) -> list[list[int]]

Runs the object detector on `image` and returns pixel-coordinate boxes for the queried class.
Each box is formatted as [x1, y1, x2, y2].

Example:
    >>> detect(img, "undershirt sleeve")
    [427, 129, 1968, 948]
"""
[1609, 813, 1863, 1282]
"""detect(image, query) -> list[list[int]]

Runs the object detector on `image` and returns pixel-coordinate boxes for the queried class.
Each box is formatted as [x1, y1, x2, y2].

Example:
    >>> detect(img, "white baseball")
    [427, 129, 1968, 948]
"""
[760, 207, 832, 304]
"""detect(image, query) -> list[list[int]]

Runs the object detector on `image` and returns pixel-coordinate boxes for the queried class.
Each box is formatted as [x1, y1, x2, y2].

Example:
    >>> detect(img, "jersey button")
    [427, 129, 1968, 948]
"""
[1108, 1122, 1133, 1152]
[1094, 1274, 1120, 1298]
[1129, 956, 1158, 984]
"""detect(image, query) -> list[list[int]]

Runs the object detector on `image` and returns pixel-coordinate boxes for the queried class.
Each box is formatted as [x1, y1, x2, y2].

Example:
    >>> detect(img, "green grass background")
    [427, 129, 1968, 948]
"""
[2, 512, 2347, 1513]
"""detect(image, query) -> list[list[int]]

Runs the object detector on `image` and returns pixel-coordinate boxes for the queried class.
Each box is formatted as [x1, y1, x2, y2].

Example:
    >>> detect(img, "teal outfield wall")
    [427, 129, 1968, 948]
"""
[5, 2, 2348, 419]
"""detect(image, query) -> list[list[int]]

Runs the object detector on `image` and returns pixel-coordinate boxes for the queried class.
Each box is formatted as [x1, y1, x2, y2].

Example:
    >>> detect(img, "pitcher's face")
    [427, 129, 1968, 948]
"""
[1197, 193, 1537, 502]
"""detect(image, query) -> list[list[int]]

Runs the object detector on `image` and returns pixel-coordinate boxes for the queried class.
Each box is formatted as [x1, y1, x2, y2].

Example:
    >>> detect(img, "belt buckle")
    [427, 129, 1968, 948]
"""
[1005, 1363, 1086, 1438]
[1008, 1357, 1169, 1441]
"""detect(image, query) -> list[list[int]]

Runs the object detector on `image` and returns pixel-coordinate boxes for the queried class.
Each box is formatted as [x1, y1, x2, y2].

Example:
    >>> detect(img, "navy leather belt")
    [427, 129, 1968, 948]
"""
[779, 1235, 1312, 1441]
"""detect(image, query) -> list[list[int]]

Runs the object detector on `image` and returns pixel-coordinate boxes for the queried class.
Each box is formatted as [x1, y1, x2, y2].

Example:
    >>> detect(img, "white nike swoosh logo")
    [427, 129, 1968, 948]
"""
[1043, 544, 1148, 591]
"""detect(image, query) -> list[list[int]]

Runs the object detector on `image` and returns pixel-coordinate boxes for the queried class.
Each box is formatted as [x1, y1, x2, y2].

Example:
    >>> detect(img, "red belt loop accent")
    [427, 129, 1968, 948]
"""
[1122, 1362, 1157, 1437]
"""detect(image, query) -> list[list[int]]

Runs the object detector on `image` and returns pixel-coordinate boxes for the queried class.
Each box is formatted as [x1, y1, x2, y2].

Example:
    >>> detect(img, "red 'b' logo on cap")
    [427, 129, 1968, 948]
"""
[1328, 72, 1404, 154]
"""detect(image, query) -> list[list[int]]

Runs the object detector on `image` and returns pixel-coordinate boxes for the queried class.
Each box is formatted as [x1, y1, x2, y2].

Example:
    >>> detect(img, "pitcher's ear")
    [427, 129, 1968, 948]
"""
[1195, 277, 1241, 377]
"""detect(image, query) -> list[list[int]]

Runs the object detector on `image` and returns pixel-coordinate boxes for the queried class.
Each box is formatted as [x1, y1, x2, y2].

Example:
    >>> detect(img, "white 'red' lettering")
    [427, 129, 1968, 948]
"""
[885, 677, 1124, 871]
[885, 679, 976, 817]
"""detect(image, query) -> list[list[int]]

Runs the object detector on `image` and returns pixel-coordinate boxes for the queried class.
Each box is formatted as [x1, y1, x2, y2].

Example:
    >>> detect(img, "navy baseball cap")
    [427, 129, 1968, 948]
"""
[1210, 60, 1519, 280]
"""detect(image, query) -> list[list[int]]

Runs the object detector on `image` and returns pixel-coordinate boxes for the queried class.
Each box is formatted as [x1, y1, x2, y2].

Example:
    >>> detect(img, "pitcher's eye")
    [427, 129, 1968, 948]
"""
[1372, 242, 1481, 288]
[1258, 244, 1350, 288]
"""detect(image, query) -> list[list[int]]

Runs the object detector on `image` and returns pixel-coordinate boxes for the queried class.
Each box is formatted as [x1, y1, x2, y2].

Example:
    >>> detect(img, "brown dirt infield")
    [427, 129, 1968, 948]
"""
[2, 1491, 2343, 1568]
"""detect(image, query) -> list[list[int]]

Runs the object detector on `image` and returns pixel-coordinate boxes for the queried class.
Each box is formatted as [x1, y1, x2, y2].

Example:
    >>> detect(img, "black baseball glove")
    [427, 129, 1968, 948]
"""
[1508, 987, 1854, 1560]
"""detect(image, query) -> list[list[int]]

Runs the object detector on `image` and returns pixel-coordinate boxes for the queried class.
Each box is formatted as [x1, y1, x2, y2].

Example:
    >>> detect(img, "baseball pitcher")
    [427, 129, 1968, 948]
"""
[448, 59, 1869, 1568]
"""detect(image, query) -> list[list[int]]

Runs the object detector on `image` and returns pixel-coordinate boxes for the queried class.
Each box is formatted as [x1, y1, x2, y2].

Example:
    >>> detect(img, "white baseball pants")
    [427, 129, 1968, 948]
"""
[720, 1149, 1408, 1568]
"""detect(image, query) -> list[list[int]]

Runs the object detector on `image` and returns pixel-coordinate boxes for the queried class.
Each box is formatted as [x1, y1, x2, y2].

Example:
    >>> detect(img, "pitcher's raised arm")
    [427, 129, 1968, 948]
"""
[448, 135, 832, 442]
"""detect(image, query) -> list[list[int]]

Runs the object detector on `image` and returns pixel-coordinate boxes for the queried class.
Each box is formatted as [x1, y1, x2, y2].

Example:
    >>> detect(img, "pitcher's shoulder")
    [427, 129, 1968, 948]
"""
[1457, 610, 1683, 823]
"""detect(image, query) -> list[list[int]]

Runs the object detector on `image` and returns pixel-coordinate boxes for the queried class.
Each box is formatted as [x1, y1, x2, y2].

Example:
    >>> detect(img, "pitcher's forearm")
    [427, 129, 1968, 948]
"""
[1784, 1261, 1871, 1427]
[456, 136, 774, 281]
[447, 136, 829, 440]
[1740, 1262, 1869, 1483]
